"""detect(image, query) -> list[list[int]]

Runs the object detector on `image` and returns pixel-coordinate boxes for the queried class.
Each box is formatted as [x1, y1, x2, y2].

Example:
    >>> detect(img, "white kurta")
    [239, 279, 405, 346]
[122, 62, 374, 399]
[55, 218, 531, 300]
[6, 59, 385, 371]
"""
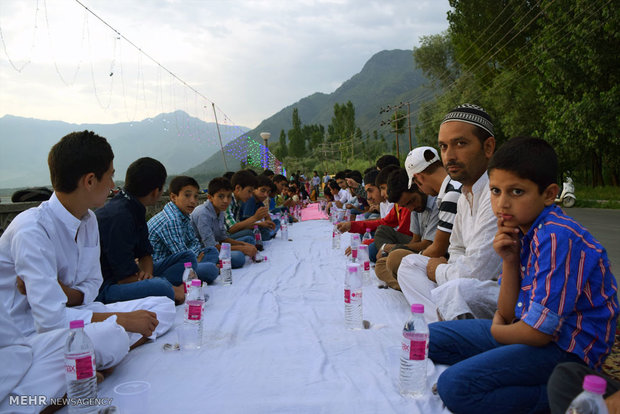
[0, 193, 174, 367]
[398, 172, 501, 321]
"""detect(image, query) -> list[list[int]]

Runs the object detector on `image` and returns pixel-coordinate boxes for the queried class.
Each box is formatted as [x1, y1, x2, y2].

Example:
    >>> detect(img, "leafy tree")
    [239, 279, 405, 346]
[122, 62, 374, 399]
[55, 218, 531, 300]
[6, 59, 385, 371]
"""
[276, 129, 288, 159]
[288, 108, 305, 158]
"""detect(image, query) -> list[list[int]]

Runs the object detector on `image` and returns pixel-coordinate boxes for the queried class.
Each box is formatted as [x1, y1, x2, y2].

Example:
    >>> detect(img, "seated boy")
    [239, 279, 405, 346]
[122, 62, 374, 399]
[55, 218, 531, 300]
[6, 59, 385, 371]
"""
[225, 170, 272, 239]
[428, 137, 618, 413]
[373, 167, 439, 290]
[96, 157, 187, 305]
[191, 177, 257, 269]
[148, 176, 219, 284]
[240, 174, 280, 240]
[0, 131, 175, 377]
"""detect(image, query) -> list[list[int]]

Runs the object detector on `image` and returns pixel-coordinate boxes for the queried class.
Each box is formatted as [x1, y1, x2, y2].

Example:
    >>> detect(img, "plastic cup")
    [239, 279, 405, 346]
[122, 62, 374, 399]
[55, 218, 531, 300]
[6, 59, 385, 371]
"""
[113, 381, 151, 414]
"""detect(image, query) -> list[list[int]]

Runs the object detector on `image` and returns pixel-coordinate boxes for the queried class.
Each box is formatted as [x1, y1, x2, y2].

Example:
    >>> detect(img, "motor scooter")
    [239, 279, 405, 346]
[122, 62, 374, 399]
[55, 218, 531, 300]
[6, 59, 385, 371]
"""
[556, 176, 576, 208]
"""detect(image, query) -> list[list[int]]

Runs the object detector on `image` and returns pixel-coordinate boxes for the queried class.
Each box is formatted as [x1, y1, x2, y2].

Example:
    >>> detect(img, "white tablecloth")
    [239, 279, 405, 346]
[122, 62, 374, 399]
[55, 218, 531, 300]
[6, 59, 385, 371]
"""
[91, 219, 450, 413]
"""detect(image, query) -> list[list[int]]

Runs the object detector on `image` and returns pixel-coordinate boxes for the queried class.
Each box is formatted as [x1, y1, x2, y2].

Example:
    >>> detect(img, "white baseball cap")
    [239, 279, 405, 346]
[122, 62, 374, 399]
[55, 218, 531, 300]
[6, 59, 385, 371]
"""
[405, 146, 440, 187]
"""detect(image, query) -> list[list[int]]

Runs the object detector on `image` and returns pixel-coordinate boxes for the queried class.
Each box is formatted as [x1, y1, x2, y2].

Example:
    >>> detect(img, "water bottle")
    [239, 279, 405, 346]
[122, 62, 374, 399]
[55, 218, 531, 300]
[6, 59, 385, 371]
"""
[253, 225, 264, 251]
[362, 228, 372, 243]
[400, 304, 429, 397]
[183, 280, 204, 350]
[350, 234, 361, 262]
[281, 219, 289, 240]
[345, 209, 352, 222]
[566, 375, 608, 414]
[358, 244, 371, 284]
[344, 263, 363, 329]
[332, 224, 341, 249]
[182, 261, 197, 293]
[219, 243, 232, 285]
[64, 320, 98, 413]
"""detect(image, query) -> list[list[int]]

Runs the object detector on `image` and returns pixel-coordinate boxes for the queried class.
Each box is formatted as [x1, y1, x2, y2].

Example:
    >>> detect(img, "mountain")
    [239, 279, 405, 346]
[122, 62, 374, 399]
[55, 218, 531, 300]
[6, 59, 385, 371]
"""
[0, 111, 248, 188]
[186, 49, 431, 180]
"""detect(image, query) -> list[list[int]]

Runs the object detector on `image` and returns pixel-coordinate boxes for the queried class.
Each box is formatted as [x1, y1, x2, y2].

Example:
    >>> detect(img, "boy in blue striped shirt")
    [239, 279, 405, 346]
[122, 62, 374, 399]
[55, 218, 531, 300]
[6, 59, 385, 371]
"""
[428, 136, 618, 413]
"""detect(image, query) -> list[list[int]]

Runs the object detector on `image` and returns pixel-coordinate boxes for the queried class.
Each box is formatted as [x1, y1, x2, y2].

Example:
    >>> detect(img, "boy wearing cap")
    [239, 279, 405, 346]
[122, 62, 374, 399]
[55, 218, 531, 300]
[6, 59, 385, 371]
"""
[429, 136, 617, 414]
[397, 104, 502, 323]
[374, 147, 461, 290]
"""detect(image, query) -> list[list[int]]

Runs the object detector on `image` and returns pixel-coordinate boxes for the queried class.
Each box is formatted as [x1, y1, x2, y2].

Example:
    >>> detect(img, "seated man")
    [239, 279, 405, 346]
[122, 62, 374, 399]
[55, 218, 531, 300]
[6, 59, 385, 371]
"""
[0, 131, 174, 379]
[332, 171, 352, 209]
[337, 165, 412, 262]
[225, 170, 272, 239]
[397, 104, 501, 322]
[273, 174, 296, 212]
[373, 167, 439, 290]
[240, 174, 280, 241]
[96, 157, 187, 305]
[148, 176, 219, 284]
[374, 147, 461, 291]
[191, 177, 257, 269]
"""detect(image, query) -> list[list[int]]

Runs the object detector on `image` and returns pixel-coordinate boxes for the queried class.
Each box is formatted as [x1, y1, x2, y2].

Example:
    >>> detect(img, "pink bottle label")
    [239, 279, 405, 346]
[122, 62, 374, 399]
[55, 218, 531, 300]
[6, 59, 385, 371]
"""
[352, 249, 358, 259]
[363, 261, 370, 271]
[221, 258, 231, 270]
[255, 233, 261, 241]
[65, 354, 94, 380]
[344, 289, 351, 303]
[409, 340, 426, 360]
[188, 303, 202, 321]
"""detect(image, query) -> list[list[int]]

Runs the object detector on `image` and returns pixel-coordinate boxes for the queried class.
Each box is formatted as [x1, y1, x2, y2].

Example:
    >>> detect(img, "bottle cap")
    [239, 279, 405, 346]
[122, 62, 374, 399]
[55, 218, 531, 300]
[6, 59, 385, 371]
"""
[69, 320, 84, 329]
[191, 280, 202, 287]
[347, 263, 360, 273]
[411, 304, 425, 314]
[221, 243, 231, 251]
[582, 375, 606, 394]
[366, 228, 371, 232]
[184, 262, 192, 268]
[253, 225, 258, 229]
[351, 234, 360, 242]
[359, 245, 368, 251]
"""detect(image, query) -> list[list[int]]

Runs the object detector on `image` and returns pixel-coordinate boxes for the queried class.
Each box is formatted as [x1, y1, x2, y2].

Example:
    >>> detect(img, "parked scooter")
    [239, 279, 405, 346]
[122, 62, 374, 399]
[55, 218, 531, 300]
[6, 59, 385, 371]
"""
[556, 176, 576, 208]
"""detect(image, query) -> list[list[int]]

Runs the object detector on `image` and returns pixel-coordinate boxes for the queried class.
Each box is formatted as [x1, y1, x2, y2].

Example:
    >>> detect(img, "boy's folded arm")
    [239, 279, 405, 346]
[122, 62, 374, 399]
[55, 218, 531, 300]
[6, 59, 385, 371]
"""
[491, 319, 553, 347]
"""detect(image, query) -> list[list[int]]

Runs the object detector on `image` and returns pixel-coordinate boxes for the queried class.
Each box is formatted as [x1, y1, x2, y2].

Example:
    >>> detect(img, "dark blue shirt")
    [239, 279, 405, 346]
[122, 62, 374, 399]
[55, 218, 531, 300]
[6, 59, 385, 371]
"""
[96, 190, 153, 287]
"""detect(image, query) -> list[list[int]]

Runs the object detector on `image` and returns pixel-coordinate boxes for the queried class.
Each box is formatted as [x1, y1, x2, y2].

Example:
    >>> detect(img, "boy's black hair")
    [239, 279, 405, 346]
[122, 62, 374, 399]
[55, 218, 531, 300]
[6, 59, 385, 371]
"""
[375, 164, 399, 187]
[223, 171, 235, 181]
[488, 136, 558, 193]
[345, 170, 363, 184]
[124, 157, 167, 198]
[324, 186, 334, 201]
[273, 174, 287, 184]
[327, 179, 340, 191]
[363, 166, 377, 175]
[261, 169, 275, 178]
[244, 168, 258, 176]
[376, 154, 400, 170]
[208, 177, 233, 195]
[231, 170, 258, 190]
[255, 174, 272, 189]
[364, 169, 379, 188]
[169, 176, 199, 195]
[334, 171, 347, 181]
[386, 168, 420, 203]
[268, 180, 277, 196]
[48, 130, 114, 193]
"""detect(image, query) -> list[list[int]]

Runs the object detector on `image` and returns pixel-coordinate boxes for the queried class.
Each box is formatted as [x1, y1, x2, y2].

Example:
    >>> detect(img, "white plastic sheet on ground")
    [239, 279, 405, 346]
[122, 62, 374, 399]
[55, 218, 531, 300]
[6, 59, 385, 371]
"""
[87, 219, 450, 413]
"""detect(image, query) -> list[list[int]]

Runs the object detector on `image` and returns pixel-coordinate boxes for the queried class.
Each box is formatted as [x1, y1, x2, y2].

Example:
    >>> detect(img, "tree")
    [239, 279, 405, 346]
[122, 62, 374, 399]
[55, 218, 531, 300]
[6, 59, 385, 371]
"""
[288, 108, 305, 158]
[327, 101, 357, 158]
[276, 129, 288, 159]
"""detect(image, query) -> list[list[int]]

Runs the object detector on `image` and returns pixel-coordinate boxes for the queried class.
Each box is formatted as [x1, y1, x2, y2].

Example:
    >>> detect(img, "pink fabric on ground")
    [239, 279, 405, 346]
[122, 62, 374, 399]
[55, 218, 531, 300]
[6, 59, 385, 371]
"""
[301, 203, 328, 221]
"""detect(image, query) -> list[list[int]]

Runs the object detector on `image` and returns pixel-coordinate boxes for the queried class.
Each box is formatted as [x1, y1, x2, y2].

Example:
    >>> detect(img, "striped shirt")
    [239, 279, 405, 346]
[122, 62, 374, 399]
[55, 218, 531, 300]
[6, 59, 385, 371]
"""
[436, 175, 461, 233]
[513, 204, 618, 369]
[224, 194, 242, 230]
[147, 202, 202, 261]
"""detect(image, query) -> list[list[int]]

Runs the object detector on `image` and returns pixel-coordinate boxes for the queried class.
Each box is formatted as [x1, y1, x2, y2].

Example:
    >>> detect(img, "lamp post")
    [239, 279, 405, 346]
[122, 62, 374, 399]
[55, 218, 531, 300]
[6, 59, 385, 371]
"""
[259, 132, 271, 169]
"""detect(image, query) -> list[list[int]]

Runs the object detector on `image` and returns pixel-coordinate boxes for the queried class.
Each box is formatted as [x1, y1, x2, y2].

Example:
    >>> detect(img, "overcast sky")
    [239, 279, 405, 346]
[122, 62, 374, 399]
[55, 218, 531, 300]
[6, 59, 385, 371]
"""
[0, 0, 450, 129]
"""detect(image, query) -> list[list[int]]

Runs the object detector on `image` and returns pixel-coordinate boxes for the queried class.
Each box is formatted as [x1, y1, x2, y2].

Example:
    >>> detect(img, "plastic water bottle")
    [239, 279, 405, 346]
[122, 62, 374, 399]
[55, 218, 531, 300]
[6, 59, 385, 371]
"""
[344, 263, 363, 329]
[219, 243, 232, 285]
[400, 304, 429, 397]
[566, 375, 608, 414]
[253, 224, 264, 251]
[332, 224, 341, 249]
[183, 280, 204, 349]
[181, 261, 197, 294]
[362, 228, 372, 243]
[350, 233, 361, 262]
[64, 320, 98, 414]
[358, 244, 371, 284]
[281, 219, 289, 240]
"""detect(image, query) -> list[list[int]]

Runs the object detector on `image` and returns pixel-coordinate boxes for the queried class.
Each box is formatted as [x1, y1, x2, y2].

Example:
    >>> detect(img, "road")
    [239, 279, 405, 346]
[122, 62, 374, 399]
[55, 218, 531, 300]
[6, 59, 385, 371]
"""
[567, 208, 620, 270]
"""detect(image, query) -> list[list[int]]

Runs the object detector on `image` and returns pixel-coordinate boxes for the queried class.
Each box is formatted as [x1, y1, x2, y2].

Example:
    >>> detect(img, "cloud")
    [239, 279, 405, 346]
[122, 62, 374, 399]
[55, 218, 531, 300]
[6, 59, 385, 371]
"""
[0, 0, 450, 128]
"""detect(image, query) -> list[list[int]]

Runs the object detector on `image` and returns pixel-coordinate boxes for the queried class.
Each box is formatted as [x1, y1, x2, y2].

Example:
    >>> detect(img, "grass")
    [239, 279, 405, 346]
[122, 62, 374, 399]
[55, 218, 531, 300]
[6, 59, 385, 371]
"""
[573, 185, 620, 209]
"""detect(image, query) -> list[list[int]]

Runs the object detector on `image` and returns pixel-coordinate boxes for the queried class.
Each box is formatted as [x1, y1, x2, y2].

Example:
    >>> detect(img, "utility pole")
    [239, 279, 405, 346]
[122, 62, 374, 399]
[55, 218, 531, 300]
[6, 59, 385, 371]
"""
[406, 102, 412, 151]
[211, 103, 229, 170]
